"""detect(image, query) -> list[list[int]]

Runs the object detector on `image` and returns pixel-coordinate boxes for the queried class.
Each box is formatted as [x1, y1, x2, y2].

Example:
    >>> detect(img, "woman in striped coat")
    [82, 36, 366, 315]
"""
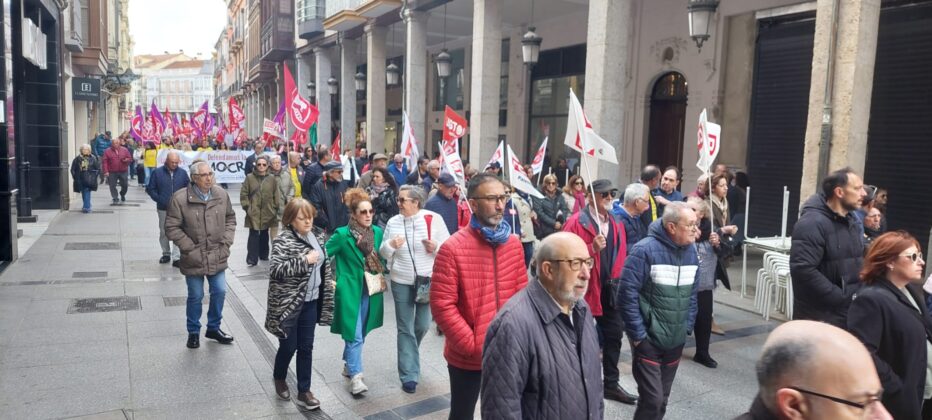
[379, 185, 451, 394]
[266, 198, 334, 411]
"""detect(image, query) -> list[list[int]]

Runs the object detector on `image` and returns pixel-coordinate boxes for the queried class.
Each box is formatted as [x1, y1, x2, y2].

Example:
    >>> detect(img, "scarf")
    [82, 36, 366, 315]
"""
[572, 190, 586, 214]
[710, 194, 729, 226]
[348, 219, 384, 273]
[368, 183, 388, 200]
[469, 214, 512, 246]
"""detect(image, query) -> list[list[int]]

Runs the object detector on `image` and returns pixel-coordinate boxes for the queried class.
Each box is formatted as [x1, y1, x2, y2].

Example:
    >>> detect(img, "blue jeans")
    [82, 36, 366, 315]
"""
[392, 281, 431, 383]
[186, 271, 227, 334]
[81, 187, 92, 211]
[274, 299, 318, 392]
[343, 286, 370, 376]
[144, 167, 154, 185]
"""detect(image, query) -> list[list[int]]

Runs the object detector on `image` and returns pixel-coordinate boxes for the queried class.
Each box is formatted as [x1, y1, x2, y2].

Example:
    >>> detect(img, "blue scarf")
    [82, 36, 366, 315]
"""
[470, 215, 512, 245]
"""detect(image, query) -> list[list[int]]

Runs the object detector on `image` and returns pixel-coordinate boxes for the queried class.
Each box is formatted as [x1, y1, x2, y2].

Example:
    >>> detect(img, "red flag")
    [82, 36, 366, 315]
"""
[330, 131, 341, 162]
[283, 63, 318, 132]
[290, 129, 307, 145]
[442, 106, 467, 143]
[229, 97, 245, 132]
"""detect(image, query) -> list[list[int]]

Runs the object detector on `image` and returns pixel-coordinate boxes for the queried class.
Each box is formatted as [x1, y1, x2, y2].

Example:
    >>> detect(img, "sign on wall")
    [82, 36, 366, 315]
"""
[72, 78, 101, 102]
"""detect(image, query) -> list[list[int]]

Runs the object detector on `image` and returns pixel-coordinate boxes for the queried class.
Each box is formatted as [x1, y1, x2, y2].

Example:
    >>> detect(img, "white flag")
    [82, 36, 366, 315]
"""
[439, 141, 468, 197]
[400, 111, 420, 174]
[507, 144, 544, 198]
[484, 140, 505, 170]
[563, 88, 617, 164]
[696, 108, 722, 174]
[530, 136, 548, 175]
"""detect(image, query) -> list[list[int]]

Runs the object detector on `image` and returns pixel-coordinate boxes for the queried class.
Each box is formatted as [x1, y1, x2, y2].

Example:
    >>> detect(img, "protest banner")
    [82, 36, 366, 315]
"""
[156, 149, 253, 184]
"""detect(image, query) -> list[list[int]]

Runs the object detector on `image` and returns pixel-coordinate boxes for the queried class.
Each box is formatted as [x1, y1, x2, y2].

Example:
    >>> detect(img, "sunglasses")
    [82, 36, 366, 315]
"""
[256, 163, 268, 167]
[599, 191, 617, 198]
[574, 181, 583, 185]
[545, 181, 556, 185]
[901, 252, 925, 263]
[356, 209, 375, 215]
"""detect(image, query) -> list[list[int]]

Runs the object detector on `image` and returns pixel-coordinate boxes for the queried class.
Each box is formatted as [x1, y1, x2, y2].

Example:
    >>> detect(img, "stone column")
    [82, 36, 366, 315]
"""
[315, 47, 333, 146]
[404, 9, 427, 151]
[799, 0, 881, 200]
[506, 31, 528, 158]
[583, 0, 631, 183]
[366, 23, 387, 154]
[340, 35, 358, 148]
[468, 0, 503, 166]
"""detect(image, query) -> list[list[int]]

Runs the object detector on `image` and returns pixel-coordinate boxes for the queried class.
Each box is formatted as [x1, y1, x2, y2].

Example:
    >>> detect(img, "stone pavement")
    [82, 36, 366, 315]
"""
[0, 182, 777, 419]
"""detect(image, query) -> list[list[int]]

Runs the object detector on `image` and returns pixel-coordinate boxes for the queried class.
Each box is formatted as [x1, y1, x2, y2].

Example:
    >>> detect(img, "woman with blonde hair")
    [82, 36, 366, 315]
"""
[533, 173, 569, 238]
[266, 198, 334, 410]
[326, 188, 385, 396]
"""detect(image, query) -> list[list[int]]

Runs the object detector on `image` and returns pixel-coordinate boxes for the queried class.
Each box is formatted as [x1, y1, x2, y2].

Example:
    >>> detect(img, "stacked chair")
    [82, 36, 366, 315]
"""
[754, 251, 792, 320]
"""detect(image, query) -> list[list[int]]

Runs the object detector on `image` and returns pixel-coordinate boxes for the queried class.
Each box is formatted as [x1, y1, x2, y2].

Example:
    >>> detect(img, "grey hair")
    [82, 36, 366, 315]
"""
[399, 184, 426, 209]
[79, 144, 91, 152]
[165, 150, 181, 161]
[623, 183, 650, 206]
[756, 338, 814, 408]
[661, 201, 691, 226]
[189, 160, 210, 175]
[270, 154, 282, 162]
[427, 160, 441, 170]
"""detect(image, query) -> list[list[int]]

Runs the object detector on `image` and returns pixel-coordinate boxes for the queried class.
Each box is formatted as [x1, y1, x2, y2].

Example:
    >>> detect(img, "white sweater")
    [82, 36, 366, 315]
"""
[378, 209, 451, 285]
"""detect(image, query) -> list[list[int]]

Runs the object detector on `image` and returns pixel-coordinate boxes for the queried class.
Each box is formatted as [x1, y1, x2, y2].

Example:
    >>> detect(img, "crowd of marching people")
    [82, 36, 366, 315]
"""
[72, 129, 932, 419]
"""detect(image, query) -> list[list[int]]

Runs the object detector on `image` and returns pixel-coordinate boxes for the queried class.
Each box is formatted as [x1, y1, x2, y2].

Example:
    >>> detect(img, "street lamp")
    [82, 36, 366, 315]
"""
[521, 27, 542, 66]
[386, 62, 400, 86]
[306, 81, 316, 100]
[327, 76, 339, 96]
[435, 49, 452, 78]
[355, 71, 366, 92]
[687, 0, 719, 51]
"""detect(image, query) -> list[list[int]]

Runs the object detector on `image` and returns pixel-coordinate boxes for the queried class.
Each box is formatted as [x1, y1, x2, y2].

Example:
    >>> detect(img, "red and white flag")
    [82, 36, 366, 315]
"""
[484, 140, 505, 171]
[229, 97, 245, 133]
[564, 88, 617, 164]
[400, 111, 420, 174]
[507, 144, 543, 198]
[439, 141, 467, 197]
[530, 136, 548, 175]
[440, 106, 467, 164]
[330, 131, 342, 162]
[283, 63, 318, 136]
[696, 108, 722, 175]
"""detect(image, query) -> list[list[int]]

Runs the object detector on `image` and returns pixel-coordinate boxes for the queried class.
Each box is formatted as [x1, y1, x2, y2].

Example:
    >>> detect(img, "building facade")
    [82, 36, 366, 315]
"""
[131, 53, 214, 114]
[210, 0, 932, 248]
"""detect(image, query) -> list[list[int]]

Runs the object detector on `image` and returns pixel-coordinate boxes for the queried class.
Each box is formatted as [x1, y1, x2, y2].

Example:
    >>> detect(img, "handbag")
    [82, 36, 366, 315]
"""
[364, 271, 386, 296]
[404, 218, 431, 303]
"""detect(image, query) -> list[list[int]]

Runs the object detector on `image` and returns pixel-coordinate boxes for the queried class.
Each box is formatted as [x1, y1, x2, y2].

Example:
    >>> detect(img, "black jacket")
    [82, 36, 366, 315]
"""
[732, 395, 777, 420]
[301, 161, 326, 198]
[370, 187, 399, 229]
[789, 194, 865, 327]
[531, 193, 569, 239]
[848, 280, 932, 420]
[481, 279, 603, 420]
[70, 154, 99, 192]
[307, 178, 349, 234]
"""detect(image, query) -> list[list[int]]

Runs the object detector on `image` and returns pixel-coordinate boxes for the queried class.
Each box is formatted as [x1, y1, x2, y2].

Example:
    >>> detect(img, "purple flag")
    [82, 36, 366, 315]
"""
[273, 100, 286, 136]
[130, 105, 144, 142]
[150, 101, 165, 137]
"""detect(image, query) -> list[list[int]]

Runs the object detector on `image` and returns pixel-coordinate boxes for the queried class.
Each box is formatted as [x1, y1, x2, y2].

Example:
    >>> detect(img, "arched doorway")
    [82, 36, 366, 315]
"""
[646, 72, 688, 170]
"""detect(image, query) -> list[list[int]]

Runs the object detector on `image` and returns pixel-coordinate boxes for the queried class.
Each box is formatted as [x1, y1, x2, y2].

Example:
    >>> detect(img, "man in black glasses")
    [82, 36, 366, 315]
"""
[735, 320, 891, 420]
[564, 179, 638, 405]
[481, 233, 603, 419]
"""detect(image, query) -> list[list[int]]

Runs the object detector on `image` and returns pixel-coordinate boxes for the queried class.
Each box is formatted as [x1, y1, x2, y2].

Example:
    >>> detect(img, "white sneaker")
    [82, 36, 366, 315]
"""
[350, 373, 368, 395]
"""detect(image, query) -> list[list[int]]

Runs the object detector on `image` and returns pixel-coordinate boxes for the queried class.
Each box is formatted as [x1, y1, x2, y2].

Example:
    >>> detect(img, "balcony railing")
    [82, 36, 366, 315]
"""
[259, 1, 294, 63]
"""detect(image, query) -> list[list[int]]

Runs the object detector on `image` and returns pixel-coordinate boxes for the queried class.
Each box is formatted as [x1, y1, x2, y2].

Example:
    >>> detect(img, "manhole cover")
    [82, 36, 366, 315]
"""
[72, 271, 108, 278]
[111, 203, 141, 207]
[67, 296, 141, 314]
[64, 242, 120, 251]
[163, 296, 207, 307]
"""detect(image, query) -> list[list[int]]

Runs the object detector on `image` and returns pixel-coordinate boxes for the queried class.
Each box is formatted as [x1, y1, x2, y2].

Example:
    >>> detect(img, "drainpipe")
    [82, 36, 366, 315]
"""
[816, 0, 840, 186]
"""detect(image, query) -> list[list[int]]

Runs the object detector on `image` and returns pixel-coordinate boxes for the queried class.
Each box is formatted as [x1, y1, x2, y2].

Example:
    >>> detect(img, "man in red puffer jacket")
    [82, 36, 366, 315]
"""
[431, 173, 528, 420]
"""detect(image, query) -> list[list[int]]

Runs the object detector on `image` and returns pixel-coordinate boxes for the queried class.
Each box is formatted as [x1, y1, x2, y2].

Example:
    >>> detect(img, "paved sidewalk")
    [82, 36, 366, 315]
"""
[0, 182, 776, 419]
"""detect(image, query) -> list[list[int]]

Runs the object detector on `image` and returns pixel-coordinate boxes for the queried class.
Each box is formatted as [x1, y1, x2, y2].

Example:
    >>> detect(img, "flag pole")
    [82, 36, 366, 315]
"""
[708, 173, 715, 234]
[582, 153, 602, 237]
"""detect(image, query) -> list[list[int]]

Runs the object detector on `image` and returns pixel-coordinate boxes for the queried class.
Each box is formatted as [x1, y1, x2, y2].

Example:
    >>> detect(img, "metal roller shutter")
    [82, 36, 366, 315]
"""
[865, 2, 932, 247]
[746, 14, 815, 237]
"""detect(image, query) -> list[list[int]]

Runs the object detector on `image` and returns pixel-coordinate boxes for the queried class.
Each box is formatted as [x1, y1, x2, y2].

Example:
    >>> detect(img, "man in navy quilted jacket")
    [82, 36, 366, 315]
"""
[146, 151, 190, 266]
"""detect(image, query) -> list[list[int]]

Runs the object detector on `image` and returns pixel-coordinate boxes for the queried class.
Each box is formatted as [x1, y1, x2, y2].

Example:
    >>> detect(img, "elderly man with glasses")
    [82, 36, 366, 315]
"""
[618, 201, 701, 420]
[564, 179, 638, 406]
[165, 161, 237, 349]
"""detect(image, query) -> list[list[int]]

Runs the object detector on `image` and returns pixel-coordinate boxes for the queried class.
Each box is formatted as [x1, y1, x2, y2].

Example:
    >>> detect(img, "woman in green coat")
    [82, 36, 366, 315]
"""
[325, 187, 385, 396]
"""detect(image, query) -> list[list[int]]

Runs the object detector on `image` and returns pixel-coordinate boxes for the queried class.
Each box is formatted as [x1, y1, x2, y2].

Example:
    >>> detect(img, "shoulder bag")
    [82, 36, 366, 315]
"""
[404, 218, 431, 303]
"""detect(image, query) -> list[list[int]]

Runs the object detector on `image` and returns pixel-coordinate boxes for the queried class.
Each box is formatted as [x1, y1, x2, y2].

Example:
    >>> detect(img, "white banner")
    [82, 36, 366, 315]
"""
[156, 149, 254, 184]
[507, 144, 543, 198]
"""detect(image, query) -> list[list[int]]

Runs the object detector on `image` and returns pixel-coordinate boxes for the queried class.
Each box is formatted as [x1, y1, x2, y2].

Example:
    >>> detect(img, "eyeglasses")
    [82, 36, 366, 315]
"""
[599, 191, 617, 199]
[356, 209, 375, 215]
[677, 222, 699, 230]
[574, 181, 584, 186]
[901, 252, 925, 263]
[788, 386, 883, 412]
[547, 258, 595, 272]
[545, 181, 556, 185]
[195, 172, 215, 178]
[396, 197, 415, 204]
[470, 195, 510, 204]
[256, 163, 268, 167]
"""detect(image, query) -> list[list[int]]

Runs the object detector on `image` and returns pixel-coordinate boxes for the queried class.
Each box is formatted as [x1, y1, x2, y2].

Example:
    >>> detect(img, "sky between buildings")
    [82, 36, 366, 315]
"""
[128, 0, 227, 59]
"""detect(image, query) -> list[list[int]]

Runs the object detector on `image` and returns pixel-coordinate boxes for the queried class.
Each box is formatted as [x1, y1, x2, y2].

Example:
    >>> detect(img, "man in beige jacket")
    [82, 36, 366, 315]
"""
[165, 161, 237, 349]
